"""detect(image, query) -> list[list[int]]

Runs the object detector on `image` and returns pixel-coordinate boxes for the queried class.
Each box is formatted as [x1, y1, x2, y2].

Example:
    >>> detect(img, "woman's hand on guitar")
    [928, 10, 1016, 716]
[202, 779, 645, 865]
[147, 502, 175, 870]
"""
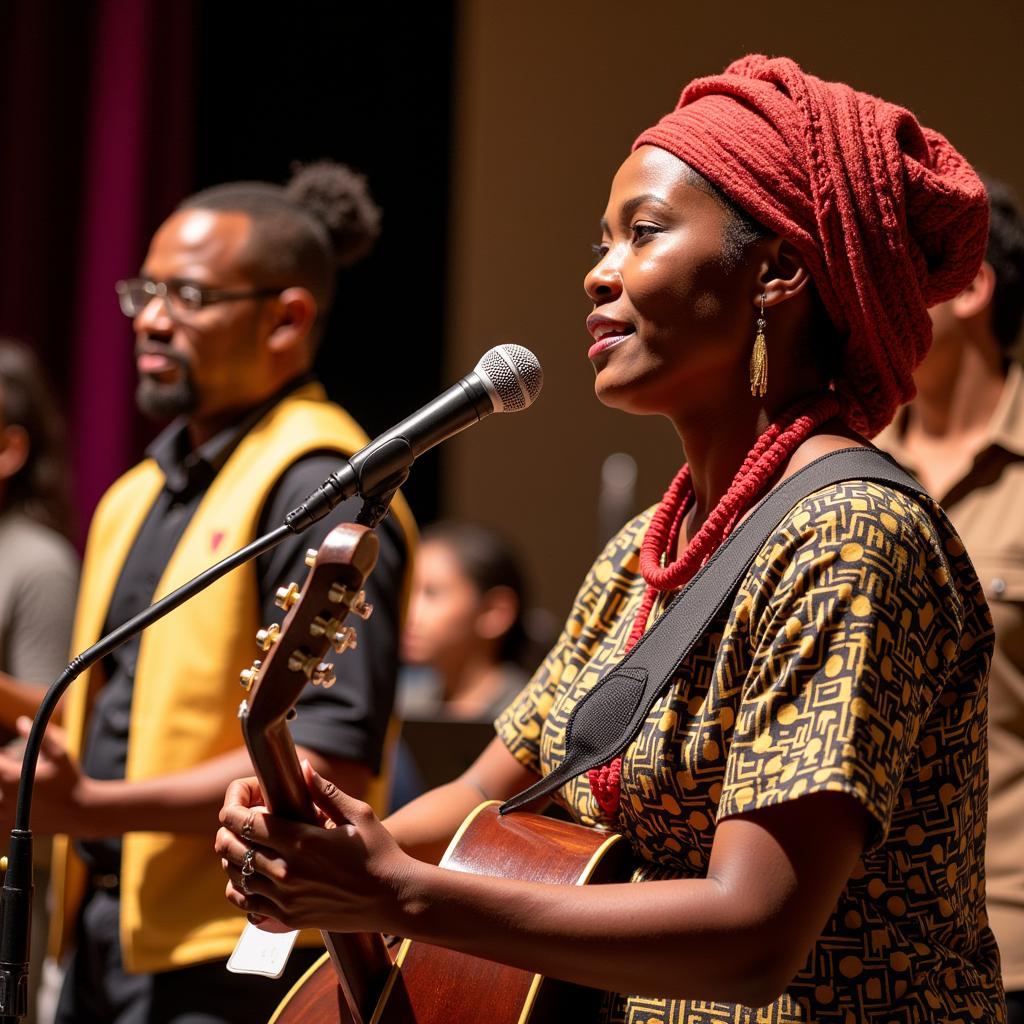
[216, 761, 413, 934]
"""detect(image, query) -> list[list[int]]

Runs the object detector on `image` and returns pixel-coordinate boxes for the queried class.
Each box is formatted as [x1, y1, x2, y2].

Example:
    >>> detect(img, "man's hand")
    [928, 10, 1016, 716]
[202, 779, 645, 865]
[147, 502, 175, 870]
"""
[0, 716, 90, 834]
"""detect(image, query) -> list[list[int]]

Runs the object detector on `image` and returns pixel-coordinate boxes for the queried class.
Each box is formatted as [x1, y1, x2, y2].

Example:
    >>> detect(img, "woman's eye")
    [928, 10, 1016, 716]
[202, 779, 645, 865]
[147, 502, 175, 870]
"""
[631, 223, 660, 242]
[590, 242, 609, 261]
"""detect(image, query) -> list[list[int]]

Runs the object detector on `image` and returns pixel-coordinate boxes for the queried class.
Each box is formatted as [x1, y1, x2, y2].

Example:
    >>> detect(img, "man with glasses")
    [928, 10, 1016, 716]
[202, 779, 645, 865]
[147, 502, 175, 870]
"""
[0, 163, 415, 1023]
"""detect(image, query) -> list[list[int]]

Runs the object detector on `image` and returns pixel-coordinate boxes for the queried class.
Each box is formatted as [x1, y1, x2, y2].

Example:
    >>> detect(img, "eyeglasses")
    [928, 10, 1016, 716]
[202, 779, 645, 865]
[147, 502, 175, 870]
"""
[115, 278, 282, 320]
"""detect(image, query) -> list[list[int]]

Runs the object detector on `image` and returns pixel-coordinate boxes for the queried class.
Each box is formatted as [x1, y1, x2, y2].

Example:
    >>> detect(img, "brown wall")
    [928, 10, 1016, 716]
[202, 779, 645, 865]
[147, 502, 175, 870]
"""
[442, 0, 1024, 619]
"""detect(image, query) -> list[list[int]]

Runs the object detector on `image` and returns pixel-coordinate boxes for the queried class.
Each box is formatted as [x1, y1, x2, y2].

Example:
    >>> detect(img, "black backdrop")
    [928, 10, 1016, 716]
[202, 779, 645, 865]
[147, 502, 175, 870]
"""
[193, 4, 456, 522]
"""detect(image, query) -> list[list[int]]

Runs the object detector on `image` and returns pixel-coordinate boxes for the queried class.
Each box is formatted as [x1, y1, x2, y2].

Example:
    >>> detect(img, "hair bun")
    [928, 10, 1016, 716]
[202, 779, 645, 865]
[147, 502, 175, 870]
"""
[285, 160, 381, 269]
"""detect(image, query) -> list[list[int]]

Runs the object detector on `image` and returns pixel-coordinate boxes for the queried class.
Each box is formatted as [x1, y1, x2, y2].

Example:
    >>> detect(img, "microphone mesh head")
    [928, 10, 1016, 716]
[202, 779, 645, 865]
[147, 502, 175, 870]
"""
[474, 345, 543, 413]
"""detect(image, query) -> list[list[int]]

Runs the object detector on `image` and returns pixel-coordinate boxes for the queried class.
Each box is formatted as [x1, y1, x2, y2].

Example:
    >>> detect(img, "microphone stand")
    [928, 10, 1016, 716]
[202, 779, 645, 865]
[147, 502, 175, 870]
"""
[0, 446, 411, 1022]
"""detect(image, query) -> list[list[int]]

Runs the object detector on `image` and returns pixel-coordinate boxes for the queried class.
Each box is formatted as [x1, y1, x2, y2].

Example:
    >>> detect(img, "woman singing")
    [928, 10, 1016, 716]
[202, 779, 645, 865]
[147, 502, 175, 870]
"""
[216, 56, 1003, 1021]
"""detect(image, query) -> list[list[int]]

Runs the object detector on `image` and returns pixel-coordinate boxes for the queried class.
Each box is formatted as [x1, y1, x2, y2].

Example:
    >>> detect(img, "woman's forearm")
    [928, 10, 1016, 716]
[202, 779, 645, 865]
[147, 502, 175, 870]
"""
[384, 736, 542, 863]
[381, 792, 868, 1008]
[393, 862, 783, 1006]
[384, 778, 494, 862]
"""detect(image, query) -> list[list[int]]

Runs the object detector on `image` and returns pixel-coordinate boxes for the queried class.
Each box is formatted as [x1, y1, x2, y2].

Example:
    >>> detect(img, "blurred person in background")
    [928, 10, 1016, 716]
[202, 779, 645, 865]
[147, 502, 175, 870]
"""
[0, 338, 78, 737]
[399, 520, 531, 722]
[390, 521, 534, 810]
[876, 178, 1024, 1022]
[0, 338, 79, 1024]
[0, 162, 415, 1024]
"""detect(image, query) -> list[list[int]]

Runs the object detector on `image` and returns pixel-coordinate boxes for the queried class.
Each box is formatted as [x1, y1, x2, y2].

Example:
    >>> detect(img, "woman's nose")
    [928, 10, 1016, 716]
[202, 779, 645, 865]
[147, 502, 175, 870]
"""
[584, 250, 621, 302]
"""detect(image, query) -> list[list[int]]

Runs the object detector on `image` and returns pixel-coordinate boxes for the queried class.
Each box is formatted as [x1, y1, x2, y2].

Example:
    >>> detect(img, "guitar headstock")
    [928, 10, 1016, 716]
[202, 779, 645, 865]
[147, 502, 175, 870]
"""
[239, 523, 380, 733]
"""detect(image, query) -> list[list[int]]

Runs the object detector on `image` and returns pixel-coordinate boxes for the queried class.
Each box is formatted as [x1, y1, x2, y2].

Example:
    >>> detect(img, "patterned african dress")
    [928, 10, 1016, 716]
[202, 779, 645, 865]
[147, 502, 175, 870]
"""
[496, 480, 1005, 1023]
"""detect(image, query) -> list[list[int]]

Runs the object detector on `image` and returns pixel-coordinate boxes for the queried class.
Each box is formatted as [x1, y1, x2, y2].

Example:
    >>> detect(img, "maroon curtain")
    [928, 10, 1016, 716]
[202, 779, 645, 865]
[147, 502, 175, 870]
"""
[0, 0, 196, 542]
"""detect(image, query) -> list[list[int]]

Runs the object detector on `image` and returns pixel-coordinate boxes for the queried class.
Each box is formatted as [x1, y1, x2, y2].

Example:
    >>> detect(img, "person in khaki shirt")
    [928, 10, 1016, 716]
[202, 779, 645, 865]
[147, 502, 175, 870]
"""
[876, 178, 1024, 1022]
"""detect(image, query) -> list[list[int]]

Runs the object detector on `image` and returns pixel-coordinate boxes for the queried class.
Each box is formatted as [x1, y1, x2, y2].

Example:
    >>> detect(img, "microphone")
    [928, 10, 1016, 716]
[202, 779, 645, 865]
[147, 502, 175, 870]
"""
[285, 344, 543, 530]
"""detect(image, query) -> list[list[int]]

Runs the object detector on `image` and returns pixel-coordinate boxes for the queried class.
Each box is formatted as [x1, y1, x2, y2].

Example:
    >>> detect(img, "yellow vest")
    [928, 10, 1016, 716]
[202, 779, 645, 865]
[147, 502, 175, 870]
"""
[51, 384, 416, 972]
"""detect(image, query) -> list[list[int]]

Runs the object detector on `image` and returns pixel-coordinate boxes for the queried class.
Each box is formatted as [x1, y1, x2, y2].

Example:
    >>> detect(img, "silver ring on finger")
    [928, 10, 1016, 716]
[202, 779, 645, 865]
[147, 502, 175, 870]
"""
[240, 847, 256, 893]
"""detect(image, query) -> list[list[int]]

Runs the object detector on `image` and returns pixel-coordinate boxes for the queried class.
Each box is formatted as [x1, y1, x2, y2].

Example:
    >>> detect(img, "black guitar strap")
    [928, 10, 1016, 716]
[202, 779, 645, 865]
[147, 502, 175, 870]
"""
[499, 447, 926, 814]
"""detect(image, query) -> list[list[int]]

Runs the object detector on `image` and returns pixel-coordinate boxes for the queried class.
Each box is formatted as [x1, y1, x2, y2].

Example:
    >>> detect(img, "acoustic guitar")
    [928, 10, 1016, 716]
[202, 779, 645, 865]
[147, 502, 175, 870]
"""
[237, 522, 629, 1024]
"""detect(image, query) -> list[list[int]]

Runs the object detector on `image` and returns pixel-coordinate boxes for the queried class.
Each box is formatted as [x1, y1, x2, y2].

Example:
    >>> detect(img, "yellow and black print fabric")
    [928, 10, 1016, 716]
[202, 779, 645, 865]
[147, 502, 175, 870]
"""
[497, 481, 1003, 1023]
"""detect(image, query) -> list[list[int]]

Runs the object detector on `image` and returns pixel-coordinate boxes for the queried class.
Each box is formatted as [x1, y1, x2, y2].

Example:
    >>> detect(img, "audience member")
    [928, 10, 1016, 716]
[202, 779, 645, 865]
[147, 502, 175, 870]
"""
[0, 339, 78, 737]
[0, 337, 78, 1024]
[399, 521, 531, 722]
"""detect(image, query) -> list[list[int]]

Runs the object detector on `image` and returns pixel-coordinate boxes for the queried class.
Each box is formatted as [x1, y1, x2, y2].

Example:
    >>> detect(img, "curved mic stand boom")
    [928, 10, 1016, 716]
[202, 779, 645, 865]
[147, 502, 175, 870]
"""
[0, 445, 412, 1024]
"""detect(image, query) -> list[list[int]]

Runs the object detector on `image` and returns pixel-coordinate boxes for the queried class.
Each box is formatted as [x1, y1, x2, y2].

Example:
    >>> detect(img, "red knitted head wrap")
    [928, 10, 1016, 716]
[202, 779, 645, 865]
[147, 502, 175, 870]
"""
[632, 55, 989, 436]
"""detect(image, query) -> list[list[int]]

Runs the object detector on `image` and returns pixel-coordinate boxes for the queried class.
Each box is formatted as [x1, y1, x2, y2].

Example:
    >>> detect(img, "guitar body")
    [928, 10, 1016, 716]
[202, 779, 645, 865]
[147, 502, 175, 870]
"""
[270, 803, 629, 1024]
[269, 960, 347, 1024]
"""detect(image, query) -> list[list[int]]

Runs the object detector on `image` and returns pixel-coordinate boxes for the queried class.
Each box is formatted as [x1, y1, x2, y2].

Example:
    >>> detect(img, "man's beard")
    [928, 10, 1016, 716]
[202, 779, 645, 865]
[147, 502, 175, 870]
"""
[135, 350, 199, 421]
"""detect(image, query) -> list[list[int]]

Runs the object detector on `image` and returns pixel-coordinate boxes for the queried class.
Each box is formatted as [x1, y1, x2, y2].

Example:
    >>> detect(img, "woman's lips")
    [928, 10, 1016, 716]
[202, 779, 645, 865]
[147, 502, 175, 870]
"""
[586, 314, 636, 359]
[587, 328, 635, 360]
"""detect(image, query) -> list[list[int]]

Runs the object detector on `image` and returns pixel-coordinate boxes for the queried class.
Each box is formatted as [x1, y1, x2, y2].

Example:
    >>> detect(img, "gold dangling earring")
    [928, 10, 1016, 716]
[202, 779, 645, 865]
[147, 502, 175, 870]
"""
[749, 293, 768, 398]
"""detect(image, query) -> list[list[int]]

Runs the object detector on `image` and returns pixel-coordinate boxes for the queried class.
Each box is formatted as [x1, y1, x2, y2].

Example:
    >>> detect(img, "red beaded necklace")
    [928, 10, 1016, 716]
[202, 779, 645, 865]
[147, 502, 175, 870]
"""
[586, 393, 842, 819]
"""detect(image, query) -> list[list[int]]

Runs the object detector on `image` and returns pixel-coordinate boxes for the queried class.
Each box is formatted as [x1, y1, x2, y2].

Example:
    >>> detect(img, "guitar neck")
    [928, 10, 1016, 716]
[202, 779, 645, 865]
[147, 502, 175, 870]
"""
[245, 717, 393, 1024]
[238, 524, 393, 1023]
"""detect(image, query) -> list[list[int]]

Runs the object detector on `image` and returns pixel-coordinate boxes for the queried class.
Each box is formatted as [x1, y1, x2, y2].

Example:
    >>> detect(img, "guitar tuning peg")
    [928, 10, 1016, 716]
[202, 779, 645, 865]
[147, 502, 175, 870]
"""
[287, 649, 318, 678]
[309, 614, 341, 639]
[304, 548, 318, 568]
[311, 662, 337, 688]
[237, 700, 249, 719]
[350, 591, 374, 621]
[239, 660, 262, 691]
[326, 584, 373, 620]
[274, 582, 301, 611]
[330, 626, 358, 654]
[255, 623, 281, 651]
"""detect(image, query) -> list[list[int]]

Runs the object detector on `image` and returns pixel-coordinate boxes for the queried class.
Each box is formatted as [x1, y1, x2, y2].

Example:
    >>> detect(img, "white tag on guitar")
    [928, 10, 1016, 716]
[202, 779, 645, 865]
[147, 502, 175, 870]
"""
[226, 922, 299, 979]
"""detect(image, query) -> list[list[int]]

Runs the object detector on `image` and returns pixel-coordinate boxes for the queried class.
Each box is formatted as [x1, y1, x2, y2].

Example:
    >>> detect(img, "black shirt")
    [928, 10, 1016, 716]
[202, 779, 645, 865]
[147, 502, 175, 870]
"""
[78, 378, 407, 874]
